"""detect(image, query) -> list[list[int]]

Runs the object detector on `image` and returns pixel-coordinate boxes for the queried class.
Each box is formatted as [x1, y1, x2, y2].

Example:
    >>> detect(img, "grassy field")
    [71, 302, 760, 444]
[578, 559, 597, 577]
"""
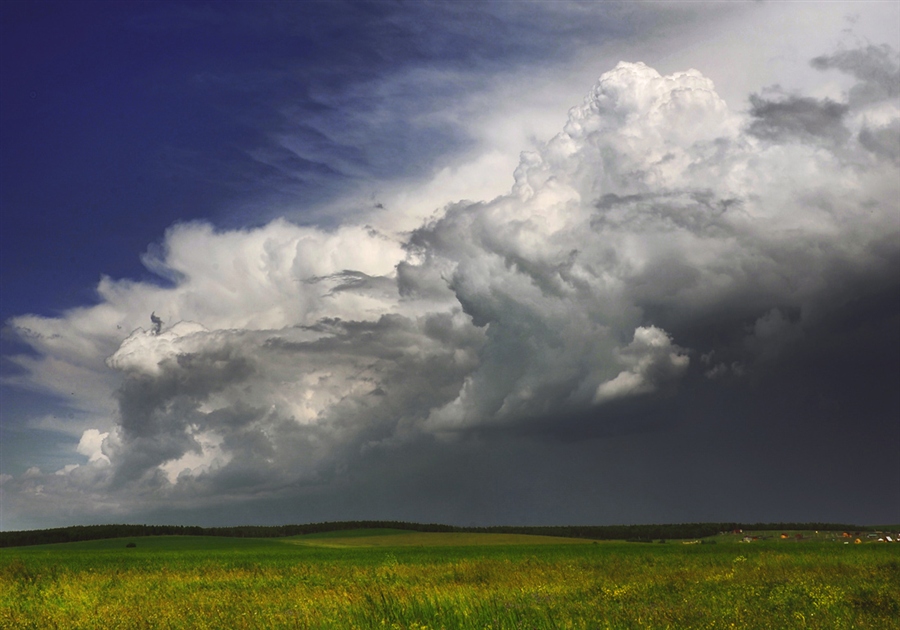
[1, 530, 898, 629]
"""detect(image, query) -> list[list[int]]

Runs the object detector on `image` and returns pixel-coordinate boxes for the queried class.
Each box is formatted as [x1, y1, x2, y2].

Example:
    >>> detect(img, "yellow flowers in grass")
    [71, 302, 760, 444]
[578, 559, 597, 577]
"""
[1, 537, 899, 629]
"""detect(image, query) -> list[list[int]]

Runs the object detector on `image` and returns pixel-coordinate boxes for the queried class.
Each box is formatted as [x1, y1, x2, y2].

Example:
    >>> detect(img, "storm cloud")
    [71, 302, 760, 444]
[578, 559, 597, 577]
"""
[2, 37, 898, 528]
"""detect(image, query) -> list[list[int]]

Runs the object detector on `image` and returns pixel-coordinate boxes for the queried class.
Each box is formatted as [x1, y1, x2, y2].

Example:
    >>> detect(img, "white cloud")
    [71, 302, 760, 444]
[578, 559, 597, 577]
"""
[594, 327, 690, 403]
[107, 322, 210, 377]
[76, 429, 110, 465]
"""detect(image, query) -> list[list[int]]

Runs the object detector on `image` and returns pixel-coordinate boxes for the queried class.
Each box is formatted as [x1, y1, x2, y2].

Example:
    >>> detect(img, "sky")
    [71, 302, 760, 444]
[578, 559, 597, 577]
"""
[1, 1, 898, 532]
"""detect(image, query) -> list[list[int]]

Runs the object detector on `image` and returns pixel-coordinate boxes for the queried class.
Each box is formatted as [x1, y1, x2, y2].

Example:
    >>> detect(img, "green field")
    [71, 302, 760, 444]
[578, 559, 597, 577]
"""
[2, 530, 898, 629]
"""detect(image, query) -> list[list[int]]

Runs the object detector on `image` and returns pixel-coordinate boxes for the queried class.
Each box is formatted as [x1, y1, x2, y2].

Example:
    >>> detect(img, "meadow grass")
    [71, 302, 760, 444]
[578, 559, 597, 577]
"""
[1, 532, 898, 629]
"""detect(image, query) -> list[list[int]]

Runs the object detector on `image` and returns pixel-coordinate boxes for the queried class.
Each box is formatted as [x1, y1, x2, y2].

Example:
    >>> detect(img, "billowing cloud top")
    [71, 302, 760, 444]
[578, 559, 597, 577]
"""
[4, 48, 899, 525]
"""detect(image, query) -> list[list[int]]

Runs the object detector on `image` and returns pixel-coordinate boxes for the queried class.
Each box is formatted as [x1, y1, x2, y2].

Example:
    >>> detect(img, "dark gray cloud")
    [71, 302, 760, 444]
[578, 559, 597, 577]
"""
[97, 309, 485, 500]
[811, 44, 900, 106]
[108, 344, 255, 486]
[747, 94, 850, 144]
[859, 120, 900, 163]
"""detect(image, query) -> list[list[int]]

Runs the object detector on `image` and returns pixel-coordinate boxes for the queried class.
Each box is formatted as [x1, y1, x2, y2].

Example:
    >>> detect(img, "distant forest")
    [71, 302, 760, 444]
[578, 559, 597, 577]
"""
[0, 521, 871, 548]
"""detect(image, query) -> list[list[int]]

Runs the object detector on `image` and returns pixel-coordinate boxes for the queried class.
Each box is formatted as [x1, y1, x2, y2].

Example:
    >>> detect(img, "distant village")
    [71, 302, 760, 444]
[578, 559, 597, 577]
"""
[729, 529, 898, 544]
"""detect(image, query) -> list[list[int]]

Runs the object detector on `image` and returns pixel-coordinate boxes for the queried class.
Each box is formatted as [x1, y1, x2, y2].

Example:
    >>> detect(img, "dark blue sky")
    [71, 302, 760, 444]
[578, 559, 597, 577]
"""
[1, 0, 638, 322]
[1, 1, 403, 319]
[1, 1, 898, 531]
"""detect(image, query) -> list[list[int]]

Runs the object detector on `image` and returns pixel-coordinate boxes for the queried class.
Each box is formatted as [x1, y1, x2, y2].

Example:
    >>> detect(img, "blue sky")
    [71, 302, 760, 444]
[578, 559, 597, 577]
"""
[1, 1, 898, 531]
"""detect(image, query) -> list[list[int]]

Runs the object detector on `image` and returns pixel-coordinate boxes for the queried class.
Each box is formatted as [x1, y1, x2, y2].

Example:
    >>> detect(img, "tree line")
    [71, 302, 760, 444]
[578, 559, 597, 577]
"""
[0, 521, 866, 548]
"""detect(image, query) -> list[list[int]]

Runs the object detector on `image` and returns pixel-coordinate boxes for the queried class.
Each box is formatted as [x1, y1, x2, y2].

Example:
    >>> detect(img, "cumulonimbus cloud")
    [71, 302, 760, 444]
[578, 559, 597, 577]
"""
[4, 46, 898, 515]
